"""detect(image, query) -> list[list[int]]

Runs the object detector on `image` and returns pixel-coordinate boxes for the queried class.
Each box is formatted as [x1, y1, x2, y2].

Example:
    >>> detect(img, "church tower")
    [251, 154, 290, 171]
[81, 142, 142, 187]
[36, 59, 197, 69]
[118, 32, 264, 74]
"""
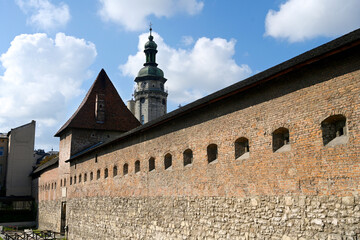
[128, 28, 168, 124]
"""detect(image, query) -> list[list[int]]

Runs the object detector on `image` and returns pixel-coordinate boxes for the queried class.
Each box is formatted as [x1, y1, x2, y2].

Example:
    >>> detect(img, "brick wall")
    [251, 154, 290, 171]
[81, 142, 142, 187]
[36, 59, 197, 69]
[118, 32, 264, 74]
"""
[67, 48, 360, 199]
[37, 45, 360, 239]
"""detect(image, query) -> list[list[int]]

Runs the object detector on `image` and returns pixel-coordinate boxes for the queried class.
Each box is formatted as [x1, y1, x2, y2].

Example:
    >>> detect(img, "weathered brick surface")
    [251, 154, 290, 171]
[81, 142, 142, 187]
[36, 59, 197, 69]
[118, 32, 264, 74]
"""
[36, 45, 360, 239]
[67, 48, 360, 199]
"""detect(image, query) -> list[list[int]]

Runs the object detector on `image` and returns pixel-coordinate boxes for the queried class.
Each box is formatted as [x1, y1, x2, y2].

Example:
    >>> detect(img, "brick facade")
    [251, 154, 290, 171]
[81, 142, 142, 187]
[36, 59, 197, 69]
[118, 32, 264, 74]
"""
[35, 30, 360, 239]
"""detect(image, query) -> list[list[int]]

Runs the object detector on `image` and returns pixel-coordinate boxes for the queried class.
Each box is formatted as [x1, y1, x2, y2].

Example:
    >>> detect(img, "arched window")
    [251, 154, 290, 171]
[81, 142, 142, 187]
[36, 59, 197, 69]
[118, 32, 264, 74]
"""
[60, 179, 62, 187]
[272, 127, 290, 152]
[54, 182, 56, 189]
[149, 157, 155, 171]
[123, 163, 129, 175]
[135, 160, 140, 173]
[207, 144, 218, 163]
[51, 183, 53, 189]
[64, 178, 66, 186]
[70, 177, 72, 185]
[79, 174, 82, 183]
[90, 172, 93, 181]
[183, 149, 193, 166]
[321, 115, 347, 146]
[74, 176, 77, 184]
[235, 137, 250, 159]
[104, 168, 108, 178]
[113, 166, 118, 177]
[97, 169, 101, 180]
[84, 173, 87, 182]
[164, 154, 172, 169]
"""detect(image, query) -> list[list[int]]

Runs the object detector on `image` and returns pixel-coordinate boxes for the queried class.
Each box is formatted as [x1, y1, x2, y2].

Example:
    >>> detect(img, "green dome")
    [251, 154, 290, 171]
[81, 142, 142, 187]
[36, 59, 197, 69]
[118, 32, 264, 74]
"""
[145, 35, 157, 50]
[137, 65, 164, 78]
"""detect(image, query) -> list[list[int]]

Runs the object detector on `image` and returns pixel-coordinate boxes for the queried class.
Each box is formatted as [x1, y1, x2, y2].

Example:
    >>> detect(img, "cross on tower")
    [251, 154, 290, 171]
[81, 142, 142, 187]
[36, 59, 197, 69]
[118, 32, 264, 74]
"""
[149, 22, 152, 35]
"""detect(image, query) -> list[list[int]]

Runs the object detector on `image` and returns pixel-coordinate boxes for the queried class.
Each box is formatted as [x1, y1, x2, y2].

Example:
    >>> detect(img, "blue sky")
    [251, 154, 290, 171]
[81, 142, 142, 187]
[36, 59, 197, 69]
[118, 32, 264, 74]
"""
[0, 0, 359, 151]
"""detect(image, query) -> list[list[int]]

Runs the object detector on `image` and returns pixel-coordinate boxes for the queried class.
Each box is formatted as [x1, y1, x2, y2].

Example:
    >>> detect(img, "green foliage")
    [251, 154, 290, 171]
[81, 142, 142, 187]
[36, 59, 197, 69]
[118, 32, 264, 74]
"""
[4, 227, 15, 231]
[38, 153, 58, 166]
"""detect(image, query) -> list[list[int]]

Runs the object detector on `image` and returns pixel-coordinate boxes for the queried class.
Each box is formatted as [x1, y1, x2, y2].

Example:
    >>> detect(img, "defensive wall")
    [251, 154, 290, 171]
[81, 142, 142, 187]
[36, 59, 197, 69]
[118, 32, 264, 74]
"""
[36, 30, 360, 239]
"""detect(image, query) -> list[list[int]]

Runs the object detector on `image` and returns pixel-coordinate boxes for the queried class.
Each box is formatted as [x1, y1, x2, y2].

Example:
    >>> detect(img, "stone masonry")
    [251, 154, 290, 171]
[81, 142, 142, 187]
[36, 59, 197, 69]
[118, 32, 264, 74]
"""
[66, 195, 360, 240]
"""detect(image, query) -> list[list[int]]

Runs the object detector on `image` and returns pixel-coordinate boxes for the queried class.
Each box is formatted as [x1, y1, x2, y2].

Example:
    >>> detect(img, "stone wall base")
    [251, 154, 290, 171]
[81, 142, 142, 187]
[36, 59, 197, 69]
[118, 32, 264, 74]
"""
[59, 195, 360, 240]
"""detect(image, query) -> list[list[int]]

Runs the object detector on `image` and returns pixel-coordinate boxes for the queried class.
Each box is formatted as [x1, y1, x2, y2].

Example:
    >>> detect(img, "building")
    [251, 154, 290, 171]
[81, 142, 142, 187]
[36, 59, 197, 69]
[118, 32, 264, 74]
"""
[127, 28, 168, 124]
[34, 29, 360, 239]
[0, 133, 8, 195]
[6, 121, 36, 196]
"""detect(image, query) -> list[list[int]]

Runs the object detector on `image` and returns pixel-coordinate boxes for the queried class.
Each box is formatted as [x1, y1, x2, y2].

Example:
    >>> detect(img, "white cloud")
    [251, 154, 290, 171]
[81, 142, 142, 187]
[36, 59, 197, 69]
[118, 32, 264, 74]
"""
[0, 33, 97, 149]
[120, 32, 251, 105]
[98, 0, 204, 31]
[181, 36, 194, 46]
[265, 0, 360, 42]
[16, 0, 70, 31]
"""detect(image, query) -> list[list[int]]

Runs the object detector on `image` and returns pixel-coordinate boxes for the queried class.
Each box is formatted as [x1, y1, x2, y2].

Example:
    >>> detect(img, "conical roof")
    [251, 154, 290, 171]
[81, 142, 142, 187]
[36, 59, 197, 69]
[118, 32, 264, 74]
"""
[55, 69, 140, 137]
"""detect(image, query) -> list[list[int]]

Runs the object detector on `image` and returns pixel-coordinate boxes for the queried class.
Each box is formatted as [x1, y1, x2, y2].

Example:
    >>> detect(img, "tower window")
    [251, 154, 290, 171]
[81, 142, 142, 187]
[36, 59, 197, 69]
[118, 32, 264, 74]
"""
[140, 115, 144, 124]
[183, 149, 193, 166]
[149, 157, 155, 171]
[207, 144, 218, 163]
[74, 176, 76, 184]
[321, 115, 348, 146]
[84, 173, 87, 182]
[162, 99, 166, 105]
[140, 97, 145, 103]
[235, 137, 250, 159]
[104, 168, 108, 179]
[164, 153, 172, 170]
[135, 160, 140, 173]
[273, 127, 290, 152]
[90, 172, 93, 181]
[79, 174, 82, 183]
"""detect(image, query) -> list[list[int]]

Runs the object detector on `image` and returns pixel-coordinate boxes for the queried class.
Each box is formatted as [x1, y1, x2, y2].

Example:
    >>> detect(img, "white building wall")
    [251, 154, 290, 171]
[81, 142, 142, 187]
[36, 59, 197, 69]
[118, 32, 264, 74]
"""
[6, 120, 36, 196]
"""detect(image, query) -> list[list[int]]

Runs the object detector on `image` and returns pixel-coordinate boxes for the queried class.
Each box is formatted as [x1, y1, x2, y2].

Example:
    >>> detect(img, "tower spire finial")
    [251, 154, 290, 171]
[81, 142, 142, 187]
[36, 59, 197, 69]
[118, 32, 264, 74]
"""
[149, 22, 152, 36]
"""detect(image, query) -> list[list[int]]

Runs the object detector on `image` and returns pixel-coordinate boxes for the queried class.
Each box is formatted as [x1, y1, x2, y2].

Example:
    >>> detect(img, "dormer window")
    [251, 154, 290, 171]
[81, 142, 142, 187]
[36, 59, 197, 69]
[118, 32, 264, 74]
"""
[95, 94, 105, 123]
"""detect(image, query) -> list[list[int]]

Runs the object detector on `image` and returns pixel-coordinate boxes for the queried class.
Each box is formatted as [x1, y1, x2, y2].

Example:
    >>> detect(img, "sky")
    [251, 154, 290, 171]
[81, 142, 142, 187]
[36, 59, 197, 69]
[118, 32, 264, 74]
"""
[0, 0, 359, 151]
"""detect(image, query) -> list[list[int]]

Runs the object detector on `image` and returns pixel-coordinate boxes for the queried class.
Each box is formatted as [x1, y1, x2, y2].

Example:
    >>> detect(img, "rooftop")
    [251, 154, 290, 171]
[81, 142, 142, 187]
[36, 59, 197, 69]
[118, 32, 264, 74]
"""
[55, 69, 140, 137]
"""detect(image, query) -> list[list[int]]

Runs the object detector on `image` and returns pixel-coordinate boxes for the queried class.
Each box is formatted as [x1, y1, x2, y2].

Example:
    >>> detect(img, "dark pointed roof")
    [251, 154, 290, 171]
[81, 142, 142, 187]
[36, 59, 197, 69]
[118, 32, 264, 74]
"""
[55, 69, 140, 137]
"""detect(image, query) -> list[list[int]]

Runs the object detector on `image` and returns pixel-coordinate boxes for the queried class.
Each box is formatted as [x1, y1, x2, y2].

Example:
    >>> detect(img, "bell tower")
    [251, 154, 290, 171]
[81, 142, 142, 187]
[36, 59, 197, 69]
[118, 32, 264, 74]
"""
[128, 27, 168, 124]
